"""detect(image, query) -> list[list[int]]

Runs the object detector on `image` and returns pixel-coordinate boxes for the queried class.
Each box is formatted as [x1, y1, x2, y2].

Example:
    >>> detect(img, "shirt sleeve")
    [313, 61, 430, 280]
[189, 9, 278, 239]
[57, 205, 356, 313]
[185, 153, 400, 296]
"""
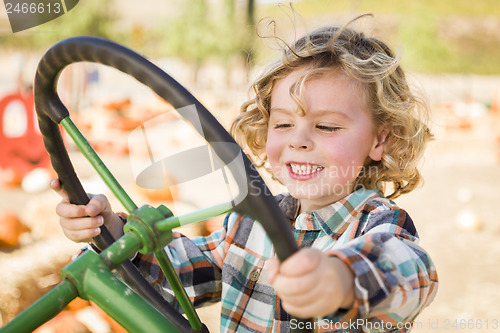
[324, 207, 438, 331]
[132, 213, 233, 311]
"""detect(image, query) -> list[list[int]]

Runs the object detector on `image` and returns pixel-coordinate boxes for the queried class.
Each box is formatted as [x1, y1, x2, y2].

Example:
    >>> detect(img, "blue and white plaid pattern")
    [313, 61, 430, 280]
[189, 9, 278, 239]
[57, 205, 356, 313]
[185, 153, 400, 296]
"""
[133, 188, 438, 332]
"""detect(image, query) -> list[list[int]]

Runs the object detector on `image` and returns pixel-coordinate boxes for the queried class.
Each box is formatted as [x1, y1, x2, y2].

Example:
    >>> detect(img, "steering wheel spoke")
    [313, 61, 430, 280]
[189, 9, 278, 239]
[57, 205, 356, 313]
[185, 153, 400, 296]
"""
[60, 116, 139, 213]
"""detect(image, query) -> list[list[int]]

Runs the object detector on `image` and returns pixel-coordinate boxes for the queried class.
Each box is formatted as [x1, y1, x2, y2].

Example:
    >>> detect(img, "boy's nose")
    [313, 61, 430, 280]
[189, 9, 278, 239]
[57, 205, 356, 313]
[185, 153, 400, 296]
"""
[288, 129, 313, 151]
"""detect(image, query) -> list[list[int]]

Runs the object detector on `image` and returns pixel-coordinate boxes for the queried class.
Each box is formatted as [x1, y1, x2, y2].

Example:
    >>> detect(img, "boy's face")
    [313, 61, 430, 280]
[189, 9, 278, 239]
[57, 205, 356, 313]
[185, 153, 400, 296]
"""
[266, 68, 386, 212]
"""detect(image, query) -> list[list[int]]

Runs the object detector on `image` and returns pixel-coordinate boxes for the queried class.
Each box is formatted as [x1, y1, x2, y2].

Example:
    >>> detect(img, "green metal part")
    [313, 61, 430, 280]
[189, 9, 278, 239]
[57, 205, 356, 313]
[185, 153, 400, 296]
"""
[60, 116, 138, 213]
[154, 248, 203, 330]
[0, 280, 77, 333]
[37, 117, 225, 332]
[0, 130, 229, 333]
[157, 201, 233, 232]
[62, 250, 182, 333]
[100, 231, 143, 269]
[120, 204, 202, 329]
[123, 204, 174, 254]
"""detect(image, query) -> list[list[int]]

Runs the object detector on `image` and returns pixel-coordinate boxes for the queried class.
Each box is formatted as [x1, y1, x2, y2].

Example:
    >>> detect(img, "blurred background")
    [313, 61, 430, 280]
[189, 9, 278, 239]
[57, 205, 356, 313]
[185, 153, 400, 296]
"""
[0, 0, 499, 332]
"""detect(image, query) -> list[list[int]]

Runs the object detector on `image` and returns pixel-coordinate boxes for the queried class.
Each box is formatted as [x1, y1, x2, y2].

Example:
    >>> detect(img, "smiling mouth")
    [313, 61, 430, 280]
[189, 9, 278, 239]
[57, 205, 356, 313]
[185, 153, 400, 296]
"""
[288, 163, 325, 176]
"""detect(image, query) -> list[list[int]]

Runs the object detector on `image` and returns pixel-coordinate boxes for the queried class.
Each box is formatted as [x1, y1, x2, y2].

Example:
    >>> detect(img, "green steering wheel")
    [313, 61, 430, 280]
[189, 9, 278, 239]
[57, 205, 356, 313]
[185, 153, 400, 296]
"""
[13, 36, 312, 333]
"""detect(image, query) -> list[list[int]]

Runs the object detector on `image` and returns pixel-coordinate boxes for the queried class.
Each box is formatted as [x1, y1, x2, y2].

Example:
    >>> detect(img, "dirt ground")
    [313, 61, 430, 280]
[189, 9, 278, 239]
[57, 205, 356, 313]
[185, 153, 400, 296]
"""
[1, 84, 500, 332]
[395, 114, 500, 332]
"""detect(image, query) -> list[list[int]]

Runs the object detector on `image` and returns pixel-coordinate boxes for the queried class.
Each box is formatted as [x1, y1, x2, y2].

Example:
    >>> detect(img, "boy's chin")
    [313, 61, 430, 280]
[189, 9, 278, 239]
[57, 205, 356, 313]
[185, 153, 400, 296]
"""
[287, 184, 353, 204]
[287, 188, 331, 201]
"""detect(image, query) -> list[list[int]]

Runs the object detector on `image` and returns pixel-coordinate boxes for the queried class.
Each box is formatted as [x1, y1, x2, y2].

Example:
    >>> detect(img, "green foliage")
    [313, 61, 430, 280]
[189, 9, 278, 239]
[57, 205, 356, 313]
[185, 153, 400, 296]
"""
[396, 5, 500, 74]
[1, 0, 499, 74]
[398, 10, 455, 73]
[160, 0, 213, 64]
[290, 0, 500, 17]
[256, 0, 500, 74]
[156, 0, 254, 65]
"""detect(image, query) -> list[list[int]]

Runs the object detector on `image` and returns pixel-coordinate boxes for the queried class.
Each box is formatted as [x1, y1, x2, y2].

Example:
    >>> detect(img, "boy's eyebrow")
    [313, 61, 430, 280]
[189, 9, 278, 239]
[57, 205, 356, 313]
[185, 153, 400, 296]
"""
[269, 107, 292, 114]
[270, 107, 353, 120]
[313, 109, 353, 120]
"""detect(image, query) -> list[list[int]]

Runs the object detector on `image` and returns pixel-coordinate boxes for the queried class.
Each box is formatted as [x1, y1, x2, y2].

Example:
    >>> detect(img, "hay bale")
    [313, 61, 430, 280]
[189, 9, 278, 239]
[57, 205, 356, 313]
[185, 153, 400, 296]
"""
[19, 191, 66, 241]
[0, 237, 81, 325]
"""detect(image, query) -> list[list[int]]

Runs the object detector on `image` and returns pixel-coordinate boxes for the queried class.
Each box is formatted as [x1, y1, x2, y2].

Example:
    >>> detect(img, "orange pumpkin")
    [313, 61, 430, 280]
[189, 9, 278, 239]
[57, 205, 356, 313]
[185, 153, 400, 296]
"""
[134, 173, 178, 203]
[36, 300, 129, 333]
[111, 116, 142, 131]
[33, 311, 86, 333]
[103, 98, 131, 112]
[0, 211, 29, 247]
[66, 297, 91, 312]
[135, 184, 178, 202]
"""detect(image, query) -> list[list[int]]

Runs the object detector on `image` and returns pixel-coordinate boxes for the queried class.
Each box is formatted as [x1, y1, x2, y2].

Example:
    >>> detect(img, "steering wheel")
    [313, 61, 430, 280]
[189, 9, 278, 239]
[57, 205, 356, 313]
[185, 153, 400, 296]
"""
[33, 36, 312, 333]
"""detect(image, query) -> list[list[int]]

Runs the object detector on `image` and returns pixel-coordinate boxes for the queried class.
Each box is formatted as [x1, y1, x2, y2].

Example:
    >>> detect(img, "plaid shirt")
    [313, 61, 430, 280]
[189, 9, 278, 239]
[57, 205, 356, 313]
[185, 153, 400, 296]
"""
[133, 188, 438, 332]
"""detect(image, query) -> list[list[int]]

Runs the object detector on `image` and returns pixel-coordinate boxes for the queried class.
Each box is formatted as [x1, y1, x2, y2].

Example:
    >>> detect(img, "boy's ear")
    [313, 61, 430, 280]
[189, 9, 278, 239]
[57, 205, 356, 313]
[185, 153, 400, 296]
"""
[369, 126, 390, 162]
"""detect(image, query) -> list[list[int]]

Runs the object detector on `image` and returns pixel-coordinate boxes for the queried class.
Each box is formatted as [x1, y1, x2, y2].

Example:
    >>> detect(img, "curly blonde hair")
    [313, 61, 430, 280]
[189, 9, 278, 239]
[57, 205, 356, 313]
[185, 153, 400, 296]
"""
[230, 16, 433, 199]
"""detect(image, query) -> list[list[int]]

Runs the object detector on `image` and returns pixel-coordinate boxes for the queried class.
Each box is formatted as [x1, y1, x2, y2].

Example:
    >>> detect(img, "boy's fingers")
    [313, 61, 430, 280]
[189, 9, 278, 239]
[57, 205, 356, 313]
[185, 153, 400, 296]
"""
[278, 248, 321, 277]
[281, 299, 325, 319]
[278, 273, 326, 299]
[61, 216, 104, 231]
[50, 178, 70, 202]
[272, 271, 316, 297]
[270, 250, 327, 298]
[56, 201, 88, 219]
[279, 277, 343, 318]
[63, 226, 101, 243]
[50, 178, 60, 190]
[85, 194, 108, 217]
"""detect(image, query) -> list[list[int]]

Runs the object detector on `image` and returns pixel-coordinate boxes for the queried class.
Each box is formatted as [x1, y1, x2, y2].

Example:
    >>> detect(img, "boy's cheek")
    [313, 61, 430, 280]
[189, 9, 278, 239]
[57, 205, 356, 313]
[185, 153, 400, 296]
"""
[265, 142, 285, 179]
[265, 129, 286, 150]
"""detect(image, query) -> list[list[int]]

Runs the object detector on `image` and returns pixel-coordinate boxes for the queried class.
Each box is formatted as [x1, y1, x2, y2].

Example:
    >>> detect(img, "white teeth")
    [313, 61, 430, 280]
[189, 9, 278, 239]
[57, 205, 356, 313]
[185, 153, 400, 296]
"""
[289, 163, 324, 175]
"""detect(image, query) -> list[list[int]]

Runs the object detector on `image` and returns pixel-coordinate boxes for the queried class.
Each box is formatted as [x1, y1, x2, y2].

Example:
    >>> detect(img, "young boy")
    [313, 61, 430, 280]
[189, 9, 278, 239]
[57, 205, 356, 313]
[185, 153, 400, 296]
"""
[53, 17, 438, 332]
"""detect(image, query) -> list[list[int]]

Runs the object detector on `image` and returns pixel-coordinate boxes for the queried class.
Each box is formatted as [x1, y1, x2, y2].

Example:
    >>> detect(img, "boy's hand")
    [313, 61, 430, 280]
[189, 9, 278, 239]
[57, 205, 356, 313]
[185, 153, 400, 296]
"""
[268, 248, 355, 318]
[51, 178, 122, 243]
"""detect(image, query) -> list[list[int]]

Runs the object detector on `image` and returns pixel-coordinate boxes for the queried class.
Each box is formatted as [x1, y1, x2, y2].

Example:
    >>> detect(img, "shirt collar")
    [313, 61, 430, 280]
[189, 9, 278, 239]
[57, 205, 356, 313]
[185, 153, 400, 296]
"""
[277, 193, 300, 223]
[292, 188, 381, 238]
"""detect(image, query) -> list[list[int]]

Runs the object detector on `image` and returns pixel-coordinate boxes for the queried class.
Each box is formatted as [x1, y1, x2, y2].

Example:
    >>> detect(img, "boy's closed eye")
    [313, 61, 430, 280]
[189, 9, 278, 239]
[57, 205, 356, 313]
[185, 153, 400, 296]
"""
[273, 123, 294, 129]
[272, 123, 343, 132]
[316, 124, 342, 133]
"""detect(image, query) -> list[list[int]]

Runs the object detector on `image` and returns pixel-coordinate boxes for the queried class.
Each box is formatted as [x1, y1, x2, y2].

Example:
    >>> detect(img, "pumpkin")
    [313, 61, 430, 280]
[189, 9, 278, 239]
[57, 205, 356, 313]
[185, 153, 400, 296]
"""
[66, 297, 91, 312]
[0, 211, 29, 248]
[33, 311, 87, 333]
[135, 184, 177, 202]
[111, 116, 142, 131]
[134, 173, 178, 203]
[103, 98, 131, 113]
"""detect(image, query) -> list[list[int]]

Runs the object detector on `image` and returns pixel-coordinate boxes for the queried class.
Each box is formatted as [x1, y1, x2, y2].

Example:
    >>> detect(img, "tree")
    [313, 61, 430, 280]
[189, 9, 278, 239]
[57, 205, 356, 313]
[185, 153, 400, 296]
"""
[159, 0, 256, 86]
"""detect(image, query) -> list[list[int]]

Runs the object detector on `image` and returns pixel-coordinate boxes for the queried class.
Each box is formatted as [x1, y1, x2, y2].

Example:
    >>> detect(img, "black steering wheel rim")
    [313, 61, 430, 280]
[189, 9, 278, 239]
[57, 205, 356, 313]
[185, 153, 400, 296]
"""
[34, 36, 310, 332]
